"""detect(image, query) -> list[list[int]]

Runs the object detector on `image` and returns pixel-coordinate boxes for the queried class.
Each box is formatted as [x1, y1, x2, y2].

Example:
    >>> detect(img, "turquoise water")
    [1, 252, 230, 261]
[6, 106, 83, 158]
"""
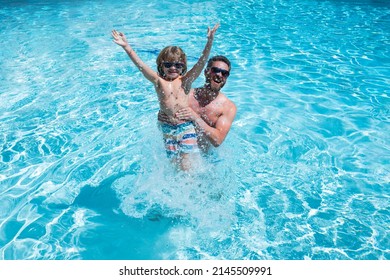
[0, 0, 389, 260]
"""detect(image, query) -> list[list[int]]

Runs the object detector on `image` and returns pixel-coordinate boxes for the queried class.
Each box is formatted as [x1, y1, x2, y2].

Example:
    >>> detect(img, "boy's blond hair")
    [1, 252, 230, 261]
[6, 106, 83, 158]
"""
[156, 46, 187, 77]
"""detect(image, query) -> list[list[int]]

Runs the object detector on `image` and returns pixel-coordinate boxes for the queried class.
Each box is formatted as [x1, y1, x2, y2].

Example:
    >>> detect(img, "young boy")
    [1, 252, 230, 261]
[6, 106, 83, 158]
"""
[111, 23, 219, 170]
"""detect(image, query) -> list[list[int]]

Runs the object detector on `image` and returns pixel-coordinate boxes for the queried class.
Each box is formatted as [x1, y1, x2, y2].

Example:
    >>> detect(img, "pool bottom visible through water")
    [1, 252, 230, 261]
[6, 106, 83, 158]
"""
[0, 0, 389, 260]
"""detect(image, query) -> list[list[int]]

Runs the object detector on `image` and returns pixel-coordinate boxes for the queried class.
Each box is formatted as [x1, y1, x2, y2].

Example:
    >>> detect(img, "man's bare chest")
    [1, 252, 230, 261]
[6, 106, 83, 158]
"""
[198, 104, 223, 126]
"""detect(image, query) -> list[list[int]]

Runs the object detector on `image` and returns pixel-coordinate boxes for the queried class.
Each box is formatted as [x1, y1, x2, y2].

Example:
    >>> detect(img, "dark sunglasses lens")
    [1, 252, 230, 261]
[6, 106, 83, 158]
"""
[222, 70, 229, 77]
[163, 62, 184, 69]
[211, 67, 229, 77]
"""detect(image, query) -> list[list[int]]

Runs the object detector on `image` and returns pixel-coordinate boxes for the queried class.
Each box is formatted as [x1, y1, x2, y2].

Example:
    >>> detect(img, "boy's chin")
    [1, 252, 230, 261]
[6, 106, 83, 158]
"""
[164, 73, 180, 80]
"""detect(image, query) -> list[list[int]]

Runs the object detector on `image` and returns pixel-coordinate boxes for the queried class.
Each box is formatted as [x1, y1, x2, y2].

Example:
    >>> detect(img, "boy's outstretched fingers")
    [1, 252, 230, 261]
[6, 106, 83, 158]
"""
[207, 23, 220, 38]
[209, 23, 220, 33]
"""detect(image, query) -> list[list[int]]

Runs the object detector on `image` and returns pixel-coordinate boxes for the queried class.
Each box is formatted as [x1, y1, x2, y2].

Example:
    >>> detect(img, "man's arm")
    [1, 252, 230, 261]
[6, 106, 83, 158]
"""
[175, 101, 237, 147]
[197, 102, 236, 147]
[112, 30, 159, 84]
[182, 23, 219, 91]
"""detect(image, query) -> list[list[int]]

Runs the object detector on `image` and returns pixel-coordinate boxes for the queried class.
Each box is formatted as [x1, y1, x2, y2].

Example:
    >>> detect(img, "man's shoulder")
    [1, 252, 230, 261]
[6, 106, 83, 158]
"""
[218, 92, 236, 115]
[218, 91, 235, 104]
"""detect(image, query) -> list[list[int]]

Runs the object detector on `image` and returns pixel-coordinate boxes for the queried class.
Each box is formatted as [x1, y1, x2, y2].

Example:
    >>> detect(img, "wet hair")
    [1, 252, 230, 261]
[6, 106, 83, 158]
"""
[156, 46, 187, 77]
[206, 55, 231, 71]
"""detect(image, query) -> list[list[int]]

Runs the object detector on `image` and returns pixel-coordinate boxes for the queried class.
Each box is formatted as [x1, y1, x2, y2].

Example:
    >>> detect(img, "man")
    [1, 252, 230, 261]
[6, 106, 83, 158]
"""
[159, 55, 236, 152]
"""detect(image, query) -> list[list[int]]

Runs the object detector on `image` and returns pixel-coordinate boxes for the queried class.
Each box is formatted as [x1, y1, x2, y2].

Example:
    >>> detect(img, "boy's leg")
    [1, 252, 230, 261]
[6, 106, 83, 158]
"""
[178, 153, 191, 171]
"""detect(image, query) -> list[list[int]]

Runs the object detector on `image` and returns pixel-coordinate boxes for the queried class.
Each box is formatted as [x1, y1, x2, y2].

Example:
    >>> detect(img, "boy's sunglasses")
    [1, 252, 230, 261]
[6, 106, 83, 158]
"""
[162, 62, 185, 69]
[210, 67, 230, 78]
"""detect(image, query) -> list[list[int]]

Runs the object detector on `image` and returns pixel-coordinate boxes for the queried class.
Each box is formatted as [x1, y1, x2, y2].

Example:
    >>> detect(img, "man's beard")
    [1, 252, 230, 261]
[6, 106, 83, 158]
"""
[205, 77, 225, 91]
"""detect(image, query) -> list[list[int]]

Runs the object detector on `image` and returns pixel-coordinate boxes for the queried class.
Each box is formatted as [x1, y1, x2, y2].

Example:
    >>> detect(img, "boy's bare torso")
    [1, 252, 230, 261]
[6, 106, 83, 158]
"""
[155, 77, 190, 124]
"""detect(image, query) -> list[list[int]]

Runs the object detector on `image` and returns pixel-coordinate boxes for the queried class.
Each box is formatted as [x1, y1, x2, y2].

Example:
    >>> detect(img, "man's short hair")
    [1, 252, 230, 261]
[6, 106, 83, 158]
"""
[206, 55, 231, 70]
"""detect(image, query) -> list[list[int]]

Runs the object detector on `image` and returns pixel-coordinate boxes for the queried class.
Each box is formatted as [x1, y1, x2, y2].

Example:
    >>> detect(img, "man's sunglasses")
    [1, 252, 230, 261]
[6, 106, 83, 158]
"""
[162, 62, 185, 69]
[210, 67, 230, 78]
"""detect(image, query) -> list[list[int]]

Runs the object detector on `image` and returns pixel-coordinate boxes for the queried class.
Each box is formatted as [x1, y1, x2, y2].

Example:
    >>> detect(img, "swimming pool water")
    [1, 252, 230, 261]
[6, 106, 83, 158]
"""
[0, 0, 389, 260]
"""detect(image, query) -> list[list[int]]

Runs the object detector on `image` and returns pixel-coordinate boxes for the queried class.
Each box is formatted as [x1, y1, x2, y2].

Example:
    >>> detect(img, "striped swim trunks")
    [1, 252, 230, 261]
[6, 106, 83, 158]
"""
[159, 121, 198, 158]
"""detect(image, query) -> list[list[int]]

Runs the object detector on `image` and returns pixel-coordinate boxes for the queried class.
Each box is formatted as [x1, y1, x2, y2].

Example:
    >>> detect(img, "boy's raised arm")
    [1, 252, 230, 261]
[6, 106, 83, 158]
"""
[112, 30, 159, 84]
[183, 23, 220, 89]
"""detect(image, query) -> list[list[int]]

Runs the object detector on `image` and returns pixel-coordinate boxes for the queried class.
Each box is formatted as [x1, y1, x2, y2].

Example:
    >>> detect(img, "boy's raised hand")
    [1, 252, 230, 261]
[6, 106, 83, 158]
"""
[112, 30, 129, 48]
[207, 23, 220, 40]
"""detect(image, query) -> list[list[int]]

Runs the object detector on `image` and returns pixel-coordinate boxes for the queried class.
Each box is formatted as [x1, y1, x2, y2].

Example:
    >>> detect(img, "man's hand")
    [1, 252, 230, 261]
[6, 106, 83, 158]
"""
[175, 107, 199, 122]
[158, 111, 170, 123]
[158, 111, 181, 125]
[112, 30, 129, 48]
